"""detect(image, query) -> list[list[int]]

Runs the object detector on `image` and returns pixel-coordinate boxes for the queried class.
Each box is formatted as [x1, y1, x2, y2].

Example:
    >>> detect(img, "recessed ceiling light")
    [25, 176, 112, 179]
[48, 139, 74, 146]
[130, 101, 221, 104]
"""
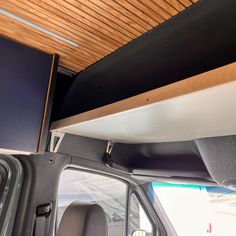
[0, 9, 79, 47]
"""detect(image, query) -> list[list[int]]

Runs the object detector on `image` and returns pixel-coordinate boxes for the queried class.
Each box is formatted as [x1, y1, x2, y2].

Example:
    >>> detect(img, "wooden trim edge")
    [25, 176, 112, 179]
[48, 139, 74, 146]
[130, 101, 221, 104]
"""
[37, 54, 59, 153]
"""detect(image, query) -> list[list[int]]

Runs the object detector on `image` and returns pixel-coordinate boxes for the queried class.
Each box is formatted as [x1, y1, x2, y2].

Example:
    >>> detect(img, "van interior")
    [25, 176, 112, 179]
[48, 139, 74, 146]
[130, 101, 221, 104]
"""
[0, 0, 236, 235]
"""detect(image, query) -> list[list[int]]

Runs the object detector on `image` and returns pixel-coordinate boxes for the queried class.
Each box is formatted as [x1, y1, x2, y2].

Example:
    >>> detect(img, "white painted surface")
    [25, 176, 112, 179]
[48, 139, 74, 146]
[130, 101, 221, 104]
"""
[52, 81, 236, 143]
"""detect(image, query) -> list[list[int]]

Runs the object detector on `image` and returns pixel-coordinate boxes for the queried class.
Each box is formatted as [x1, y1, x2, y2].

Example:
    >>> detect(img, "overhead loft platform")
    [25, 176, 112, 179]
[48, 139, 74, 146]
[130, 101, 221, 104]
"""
[51, 62, 236, 143]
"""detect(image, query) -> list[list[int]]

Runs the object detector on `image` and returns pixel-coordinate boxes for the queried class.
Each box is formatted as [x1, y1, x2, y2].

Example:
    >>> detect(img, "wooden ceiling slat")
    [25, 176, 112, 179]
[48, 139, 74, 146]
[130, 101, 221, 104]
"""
[50, 0, 131, 44]
[0, 30, 87, 71]
[126, 0, 165, 24]
[60, 59, 84, 72]
[0, 0, 197, 72]
[0, 30, 83, 72]
[113, 0, 159, 27]
[88, 0, 147, 34]
[24, 0, 115, 54]
[29, 0, 120, 50]
[1, 1, 102, 63]
[165, 0, 186, 12]
[74, 0, 142, 37]
[7, 0, 111, 57]
[64, 0, 136, 40]
[99, 0, 152, 30]
[0, 14, 91, 70]
[38, 0, 124, 46]
[1, 9, 102, 63]
[152, 0, 178, 15]
[139, 0, 172, 20]
[178, 0, 193, 8]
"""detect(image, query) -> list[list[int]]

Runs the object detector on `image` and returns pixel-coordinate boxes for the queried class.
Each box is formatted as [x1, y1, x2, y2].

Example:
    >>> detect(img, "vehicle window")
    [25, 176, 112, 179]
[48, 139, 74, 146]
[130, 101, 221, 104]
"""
[57, 169, 127, 236]
[0, 155, 22, 235]
[152, 182, 236, 236]
[129, 194, 153, 236]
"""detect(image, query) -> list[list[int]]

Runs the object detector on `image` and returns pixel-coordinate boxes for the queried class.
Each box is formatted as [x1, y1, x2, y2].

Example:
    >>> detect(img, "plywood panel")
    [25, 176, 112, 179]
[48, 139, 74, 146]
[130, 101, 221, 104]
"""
[0, 0, 198, 72]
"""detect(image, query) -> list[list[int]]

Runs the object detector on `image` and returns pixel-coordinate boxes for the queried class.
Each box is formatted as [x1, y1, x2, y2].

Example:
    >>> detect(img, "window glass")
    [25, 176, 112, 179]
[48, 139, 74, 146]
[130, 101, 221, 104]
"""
[129, 194, 153, 236]
[152, 182, 236, 236]
[0, 155, 23, 235]
[58, 169, 127, 236]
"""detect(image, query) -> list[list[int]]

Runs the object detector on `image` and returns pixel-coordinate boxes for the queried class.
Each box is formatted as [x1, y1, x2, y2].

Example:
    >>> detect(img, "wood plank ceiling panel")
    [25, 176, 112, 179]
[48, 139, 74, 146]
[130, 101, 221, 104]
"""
[0, 0, 198, 72]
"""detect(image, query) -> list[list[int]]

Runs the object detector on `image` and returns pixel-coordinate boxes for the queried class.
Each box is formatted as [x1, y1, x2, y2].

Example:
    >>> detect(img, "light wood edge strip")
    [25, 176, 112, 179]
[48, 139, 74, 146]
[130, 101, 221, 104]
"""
[37, 54, 56, 152]
[51, 63, 236, 131]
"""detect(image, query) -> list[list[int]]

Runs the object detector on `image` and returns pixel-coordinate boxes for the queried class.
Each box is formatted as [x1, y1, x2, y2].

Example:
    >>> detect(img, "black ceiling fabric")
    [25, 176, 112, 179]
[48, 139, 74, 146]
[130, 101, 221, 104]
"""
[51, 72, 74, 121]
[58, 0, 236, 119]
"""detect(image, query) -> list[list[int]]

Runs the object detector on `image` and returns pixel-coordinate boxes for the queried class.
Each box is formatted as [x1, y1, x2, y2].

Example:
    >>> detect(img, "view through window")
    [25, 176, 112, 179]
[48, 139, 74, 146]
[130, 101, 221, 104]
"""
[152, 182, 236, 236]
[58, 169, 127, 236]
[129, 194, 153, 236]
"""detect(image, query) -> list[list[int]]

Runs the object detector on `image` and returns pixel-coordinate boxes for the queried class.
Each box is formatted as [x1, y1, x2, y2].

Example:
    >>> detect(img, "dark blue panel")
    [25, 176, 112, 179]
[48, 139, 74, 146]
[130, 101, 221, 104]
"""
[0, 37, 53, 152]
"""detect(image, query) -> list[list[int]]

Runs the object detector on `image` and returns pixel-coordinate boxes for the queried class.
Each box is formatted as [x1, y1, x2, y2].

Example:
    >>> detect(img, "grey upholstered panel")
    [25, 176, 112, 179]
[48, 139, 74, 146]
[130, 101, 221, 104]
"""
[57, 202, 107, 236]
[196, 136, 236, 188]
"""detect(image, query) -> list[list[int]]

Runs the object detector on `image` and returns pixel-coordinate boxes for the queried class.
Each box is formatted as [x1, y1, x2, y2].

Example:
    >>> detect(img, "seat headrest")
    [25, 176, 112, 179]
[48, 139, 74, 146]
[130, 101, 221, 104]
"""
[57, 202, 108, 236]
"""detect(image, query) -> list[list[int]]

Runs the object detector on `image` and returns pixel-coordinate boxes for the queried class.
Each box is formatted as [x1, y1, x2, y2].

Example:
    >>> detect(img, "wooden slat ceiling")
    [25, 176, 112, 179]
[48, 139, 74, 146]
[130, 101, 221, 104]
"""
[0, 0, 198, 72]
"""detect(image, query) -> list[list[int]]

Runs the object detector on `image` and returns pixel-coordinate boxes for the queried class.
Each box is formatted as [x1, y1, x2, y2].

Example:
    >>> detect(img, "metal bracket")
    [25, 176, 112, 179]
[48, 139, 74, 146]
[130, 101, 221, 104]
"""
[106, 140, 115, 155]
[103, 140, 130, 174]
[103, 140, 116, 168]
[49, 131, 65, 153]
